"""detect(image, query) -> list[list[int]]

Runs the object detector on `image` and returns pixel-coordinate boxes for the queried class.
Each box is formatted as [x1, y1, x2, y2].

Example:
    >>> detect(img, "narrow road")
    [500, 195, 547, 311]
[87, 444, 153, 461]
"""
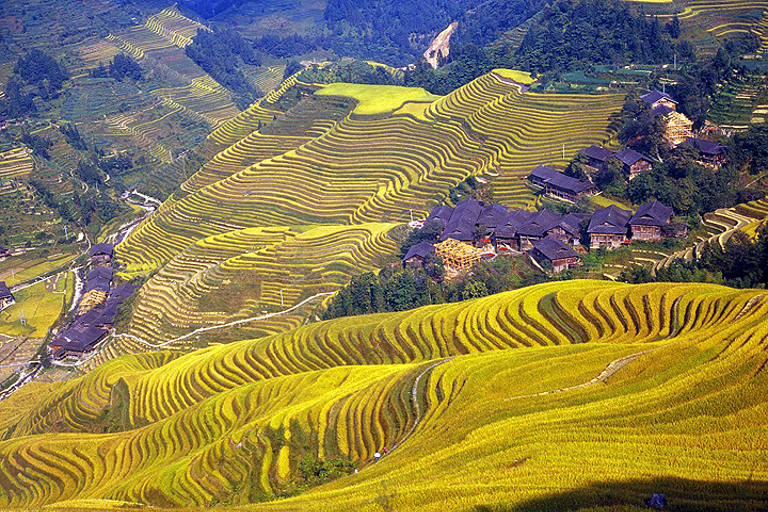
[505, 348, 659, 401]
[51, 291, 335, 368]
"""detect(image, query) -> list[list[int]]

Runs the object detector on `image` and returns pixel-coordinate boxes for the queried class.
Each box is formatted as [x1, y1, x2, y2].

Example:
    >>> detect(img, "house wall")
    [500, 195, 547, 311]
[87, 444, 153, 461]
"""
[626, 160, 652, 179]
[589, 232, 625, 249]
[631, 225, 662, 241]
[551, 256, 579, 273]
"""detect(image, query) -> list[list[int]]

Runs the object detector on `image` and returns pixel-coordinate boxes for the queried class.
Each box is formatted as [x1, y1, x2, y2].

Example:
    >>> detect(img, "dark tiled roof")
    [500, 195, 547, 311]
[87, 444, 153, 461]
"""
[641, 91, 677, 105]
[628, 200, 674, 227]
[614, 149, 650, 167]
[495, 210, 536, 238]
[0, 281, 13, 300]
[427, 205, 454, 225]
[518, 210, 563, 237]
[560, 213, 591, 235]
[588, 205, 632, 234]
[86, 266, 113, 293]
[62, 326, 109, 352]
[532, 236, 579, 261]
[404, 241, 435, 261]
[651, 104, 674, 117]
[89, 243, 114, 258]
[442, 198, 483, 241]
[529, 165, 596, 194]
[582, 145, 614, 162]
[477, 204, 508, 229]
[681, 137, 726, 156]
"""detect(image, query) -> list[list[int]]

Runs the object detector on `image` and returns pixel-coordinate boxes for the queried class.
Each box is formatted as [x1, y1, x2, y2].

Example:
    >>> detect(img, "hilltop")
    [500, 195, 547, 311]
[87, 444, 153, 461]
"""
[0, 280, 766, 510]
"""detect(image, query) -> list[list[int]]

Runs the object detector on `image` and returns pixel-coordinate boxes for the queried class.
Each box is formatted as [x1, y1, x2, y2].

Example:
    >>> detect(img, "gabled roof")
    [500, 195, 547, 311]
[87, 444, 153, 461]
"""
[681, 137, 726, 156]
[518, 210, 563, 237]
[614, 148, 651, 167]
[404, 241, 435, 261]
[89, 243, 114, 258]
[443, 198, 483, 240]
[62, 326, 109, 352]
[651, 104, 676, 118]
[560, 213, 591, 236]
[532, 236, 579, 261]
[588, 205, 632, 234]
[0, 281, 13, 300]
[628, 200, 674, 227]
[86, 266, 113, 293]
[529, 165, 596, 194]
[495, 209, 536, 238]
[427, 205, 454, 225]
[477, 204, 508, 229]
[581, 145, 615, 162]
[641, 90, 677, 106]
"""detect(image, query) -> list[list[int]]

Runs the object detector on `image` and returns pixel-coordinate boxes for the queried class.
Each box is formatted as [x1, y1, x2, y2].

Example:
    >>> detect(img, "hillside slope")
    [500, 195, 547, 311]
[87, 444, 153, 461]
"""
[110, 72, 623, 352]
[0, 280, 766, 510]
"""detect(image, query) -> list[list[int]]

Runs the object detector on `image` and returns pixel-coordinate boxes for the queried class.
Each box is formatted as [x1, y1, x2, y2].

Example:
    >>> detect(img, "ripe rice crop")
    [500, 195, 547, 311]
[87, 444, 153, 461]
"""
[0, 281, 766, 510]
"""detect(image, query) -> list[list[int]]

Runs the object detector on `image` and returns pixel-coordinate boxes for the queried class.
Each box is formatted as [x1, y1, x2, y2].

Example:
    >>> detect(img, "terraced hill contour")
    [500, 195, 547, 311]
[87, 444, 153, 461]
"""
[112, 72, 623, 352]
[0, 280, 766, 511]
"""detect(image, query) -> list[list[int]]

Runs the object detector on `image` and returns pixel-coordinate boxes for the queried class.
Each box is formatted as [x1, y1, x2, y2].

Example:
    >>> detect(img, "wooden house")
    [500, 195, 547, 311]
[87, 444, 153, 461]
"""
[528, 165, 597, 202]
[680, 137, 727, 166]
[628, 201, 674, 242]
[614, 149, 652, 180]
[581, 145, 615, 173]
[89, 243, 115, 262]
[531, 236, 581, 273]
[403, 241, 436, 268]
[588, 205, 632, 249]
[0, 282, 15, 310]
[641, 91, 678, 112]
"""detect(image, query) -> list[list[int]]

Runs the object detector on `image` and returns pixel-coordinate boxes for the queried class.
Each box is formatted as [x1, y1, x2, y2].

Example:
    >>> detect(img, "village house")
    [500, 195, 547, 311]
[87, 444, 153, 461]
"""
[440, 198, 483, 243]
[403, 241, 436, 268]
[89, 243, 115, 262]
[528, 165, 597, 202]
[549, 213, 590, 246]
[494, 209, 535, 251]
[50, 326, 110, 358]
[680, 137, 727, 166]
[426, 205, 454, 230]
[476, 204, 508, 241]
[0, 246, 10, 260]
[628, 201, 674, 242]
[516, 209, 564, 251]
[641, 90, 678, 112]
[581, 145, 615, 173]
[642, 90, 693, 147]
[531, 236, 581, 273]
[614, 149, 652, 180]
[588, 205, 632, 249]
[0, 282, 15, 310]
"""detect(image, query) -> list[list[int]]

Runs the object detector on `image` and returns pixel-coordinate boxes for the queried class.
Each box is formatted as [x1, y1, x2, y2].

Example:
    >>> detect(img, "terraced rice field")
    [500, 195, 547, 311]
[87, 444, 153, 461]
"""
[122, 71, 621, 274]
[0, 281, 766, 510]
[97, 5, 239, 130]
[111, 222, 398, 352]
[110, 71, 623, 350]
[0, 147, 34, 180]
[655, 196, 768, 270]
[655, 1, 768, 53]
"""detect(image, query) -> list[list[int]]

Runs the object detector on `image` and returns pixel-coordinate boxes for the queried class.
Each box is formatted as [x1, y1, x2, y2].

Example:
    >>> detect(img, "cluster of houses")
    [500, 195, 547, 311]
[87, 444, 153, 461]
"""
[49, 242, 136, 359]
[404, 197, 683, 274]
[529, 91, 727, 204]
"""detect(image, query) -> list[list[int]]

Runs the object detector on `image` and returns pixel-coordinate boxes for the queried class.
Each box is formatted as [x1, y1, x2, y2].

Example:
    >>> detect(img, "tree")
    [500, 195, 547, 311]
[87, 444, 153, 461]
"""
[462, 280, 489, 300]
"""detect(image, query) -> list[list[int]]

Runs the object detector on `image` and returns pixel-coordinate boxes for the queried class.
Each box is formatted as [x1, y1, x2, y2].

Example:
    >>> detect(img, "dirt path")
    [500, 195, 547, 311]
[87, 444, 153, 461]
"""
[391, 357, 453, 451]
[505, 348, 657, 401]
